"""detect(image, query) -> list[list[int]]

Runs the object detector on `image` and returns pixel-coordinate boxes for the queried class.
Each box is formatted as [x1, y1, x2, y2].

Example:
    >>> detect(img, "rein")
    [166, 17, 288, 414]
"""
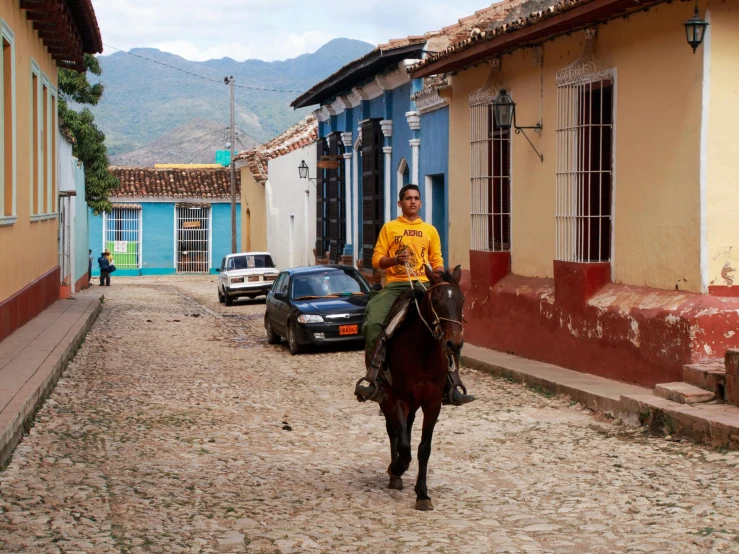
[404, 264, 463, 341]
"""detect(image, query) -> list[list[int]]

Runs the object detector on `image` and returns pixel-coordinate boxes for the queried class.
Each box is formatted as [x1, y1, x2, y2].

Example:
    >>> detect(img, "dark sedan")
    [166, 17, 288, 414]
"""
[264, 265, 372, 354]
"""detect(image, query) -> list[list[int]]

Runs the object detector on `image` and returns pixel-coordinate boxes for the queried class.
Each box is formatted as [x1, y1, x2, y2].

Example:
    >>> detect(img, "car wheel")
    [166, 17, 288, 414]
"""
[265, 317, 281, 344]
[287, 322, 302, 355]
[224, 293, 234, 306]
[218, 287, 225, 303]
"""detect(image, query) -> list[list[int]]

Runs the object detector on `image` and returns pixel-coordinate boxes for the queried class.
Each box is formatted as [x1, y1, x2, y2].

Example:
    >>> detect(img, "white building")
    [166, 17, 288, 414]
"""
[235, 116, 318, 270]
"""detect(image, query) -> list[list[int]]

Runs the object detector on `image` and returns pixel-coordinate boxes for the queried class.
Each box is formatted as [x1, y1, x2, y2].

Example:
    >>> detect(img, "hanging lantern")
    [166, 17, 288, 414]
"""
[298, 160, 309, 179]
[684, 1, 709, 54]
[492, 89, 515, 130]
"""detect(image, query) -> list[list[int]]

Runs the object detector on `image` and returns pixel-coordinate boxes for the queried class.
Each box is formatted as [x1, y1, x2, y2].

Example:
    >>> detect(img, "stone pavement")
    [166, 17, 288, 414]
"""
[0, 288, 103, 467]
[1, 276, 739, 553]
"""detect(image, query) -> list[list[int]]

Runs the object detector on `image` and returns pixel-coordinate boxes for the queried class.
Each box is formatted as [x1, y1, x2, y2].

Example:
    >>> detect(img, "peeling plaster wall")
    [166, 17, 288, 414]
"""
[463, 270, 739, 387]
[447, 3, 703, 291]
[706, 2, 739, 292]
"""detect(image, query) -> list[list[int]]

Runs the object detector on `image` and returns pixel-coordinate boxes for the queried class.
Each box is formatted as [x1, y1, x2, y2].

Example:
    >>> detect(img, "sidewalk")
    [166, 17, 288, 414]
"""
[462, 344, 739, 449]
[0, 289, 103, 467]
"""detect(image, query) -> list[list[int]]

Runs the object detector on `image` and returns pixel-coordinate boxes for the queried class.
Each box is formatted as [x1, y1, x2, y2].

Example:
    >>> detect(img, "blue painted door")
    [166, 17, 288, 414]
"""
[430, 175, 447, 264]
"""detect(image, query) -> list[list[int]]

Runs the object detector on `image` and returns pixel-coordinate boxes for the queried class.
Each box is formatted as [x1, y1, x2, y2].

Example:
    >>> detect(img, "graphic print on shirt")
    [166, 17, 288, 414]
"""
[391, 235, 426, 280]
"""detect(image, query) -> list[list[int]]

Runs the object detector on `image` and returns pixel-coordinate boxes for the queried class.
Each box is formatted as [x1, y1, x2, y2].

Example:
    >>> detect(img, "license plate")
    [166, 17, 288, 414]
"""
[248, 275, 259, 282]
[265, 275, 276, 281]
[339, 324, 358, 336]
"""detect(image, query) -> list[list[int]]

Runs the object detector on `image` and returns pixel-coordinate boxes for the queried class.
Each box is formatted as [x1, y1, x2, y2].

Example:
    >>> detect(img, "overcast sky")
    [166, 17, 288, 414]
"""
[94, 0, 497, 62]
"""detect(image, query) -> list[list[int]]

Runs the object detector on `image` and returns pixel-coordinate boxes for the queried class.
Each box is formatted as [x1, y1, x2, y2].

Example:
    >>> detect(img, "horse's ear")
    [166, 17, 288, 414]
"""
[451, 264, 462, 284]
[424, 264, 440, 284]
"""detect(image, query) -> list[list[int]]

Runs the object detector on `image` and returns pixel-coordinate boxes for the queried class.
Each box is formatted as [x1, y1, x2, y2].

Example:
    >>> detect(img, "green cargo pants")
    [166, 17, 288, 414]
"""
[362, 281, 427, 356]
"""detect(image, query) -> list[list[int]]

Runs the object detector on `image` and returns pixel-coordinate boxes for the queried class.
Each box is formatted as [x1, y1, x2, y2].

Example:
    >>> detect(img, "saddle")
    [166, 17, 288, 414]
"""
[383, 288, 422, 339]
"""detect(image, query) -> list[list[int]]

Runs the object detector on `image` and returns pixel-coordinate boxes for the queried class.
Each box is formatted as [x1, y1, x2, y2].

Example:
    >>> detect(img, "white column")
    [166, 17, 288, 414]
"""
[352, 134, 360, 267]
[341, 132, 354, 254]
[406, 111, 421, 188]
[410, 139, 421, 188]
[380, 120, 393, 224]
[383, 146, 393, 223]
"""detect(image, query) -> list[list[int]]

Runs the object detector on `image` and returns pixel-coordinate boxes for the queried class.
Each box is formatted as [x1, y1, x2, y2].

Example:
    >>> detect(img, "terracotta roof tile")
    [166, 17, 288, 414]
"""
[233, 115, 317, 186]
[410, 0, 592, 73]
[108, 167, 241, 199]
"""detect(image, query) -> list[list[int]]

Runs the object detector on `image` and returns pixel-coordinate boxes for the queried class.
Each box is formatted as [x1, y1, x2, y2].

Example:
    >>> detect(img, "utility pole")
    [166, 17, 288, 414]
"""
[225, 75, 237, 253]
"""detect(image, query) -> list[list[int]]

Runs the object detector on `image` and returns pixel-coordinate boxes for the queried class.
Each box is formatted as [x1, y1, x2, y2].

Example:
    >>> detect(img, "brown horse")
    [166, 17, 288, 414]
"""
[381, 264, 464, 511]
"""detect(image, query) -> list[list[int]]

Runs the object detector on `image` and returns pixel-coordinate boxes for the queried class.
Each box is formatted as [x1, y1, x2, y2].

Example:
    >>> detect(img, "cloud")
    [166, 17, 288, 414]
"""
[94, 0, 499, 61]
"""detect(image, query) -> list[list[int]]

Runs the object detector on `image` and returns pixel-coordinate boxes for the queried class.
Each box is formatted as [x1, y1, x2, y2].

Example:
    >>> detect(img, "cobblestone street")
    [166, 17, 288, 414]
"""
[2, 276, 739, 553]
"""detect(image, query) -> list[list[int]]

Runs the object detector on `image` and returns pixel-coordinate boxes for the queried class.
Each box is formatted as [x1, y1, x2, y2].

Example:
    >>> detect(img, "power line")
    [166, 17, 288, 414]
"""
[102, 44, 306, 94]
[186, 131, 230, 164]
[128, 127, 228, 158]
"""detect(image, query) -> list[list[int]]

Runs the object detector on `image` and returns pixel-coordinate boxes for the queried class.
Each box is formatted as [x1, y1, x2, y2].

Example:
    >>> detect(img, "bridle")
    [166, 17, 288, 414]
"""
[405, 265, 463, 341]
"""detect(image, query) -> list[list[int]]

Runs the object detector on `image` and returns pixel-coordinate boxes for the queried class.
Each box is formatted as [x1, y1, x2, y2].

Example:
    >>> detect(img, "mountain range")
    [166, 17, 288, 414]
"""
[92, 38, 375, 166]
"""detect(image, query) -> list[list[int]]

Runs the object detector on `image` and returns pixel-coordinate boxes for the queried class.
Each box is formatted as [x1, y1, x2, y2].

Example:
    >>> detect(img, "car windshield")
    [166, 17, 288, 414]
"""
[231, 254, 275, 269]
[291, 270, 370, 299]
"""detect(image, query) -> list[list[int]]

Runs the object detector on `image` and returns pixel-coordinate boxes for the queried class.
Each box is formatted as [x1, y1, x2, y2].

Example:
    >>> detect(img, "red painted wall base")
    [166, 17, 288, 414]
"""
[74, 272, 90, 292]
[0, 266, 61, 343]
[464, 260, 739, 388]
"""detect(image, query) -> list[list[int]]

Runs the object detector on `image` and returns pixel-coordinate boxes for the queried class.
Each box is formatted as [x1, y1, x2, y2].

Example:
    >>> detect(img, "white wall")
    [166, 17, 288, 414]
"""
[57, 134, 77, 289]
[265, 143, 317, 270]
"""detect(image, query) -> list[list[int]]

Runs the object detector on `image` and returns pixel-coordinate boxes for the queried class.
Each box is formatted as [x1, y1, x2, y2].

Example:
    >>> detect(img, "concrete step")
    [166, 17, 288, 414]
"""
[682, 360, 726, 399]
[654, 382, 716, 405]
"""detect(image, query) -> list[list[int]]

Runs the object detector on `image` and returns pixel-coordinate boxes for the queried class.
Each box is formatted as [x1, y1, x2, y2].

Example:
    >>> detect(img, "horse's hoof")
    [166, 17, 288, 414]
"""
[415, 499, 434, 511]
[388, 477, 403, 490]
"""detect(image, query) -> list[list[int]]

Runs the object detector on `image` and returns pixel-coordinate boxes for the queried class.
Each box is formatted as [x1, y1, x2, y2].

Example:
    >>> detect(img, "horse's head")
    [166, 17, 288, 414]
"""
[423, 264, 465, 357]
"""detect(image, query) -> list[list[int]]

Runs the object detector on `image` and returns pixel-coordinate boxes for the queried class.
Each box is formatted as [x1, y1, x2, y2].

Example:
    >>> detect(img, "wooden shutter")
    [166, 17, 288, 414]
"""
[315, 137, 329, 257]
[327, 132, 346, 263]
[361, 119, 384, 270]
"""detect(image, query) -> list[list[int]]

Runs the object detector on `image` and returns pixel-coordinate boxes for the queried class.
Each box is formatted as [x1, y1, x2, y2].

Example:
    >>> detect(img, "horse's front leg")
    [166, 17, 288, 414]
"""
[415, 401, 441, 511]
[385, 402, 412, 488]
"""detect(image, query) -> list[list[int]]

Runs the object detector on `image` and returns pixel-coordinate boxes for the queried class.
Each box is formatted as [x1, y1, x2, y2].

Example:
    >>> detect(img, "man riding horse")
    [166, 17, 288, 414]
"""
[354, 184, 475, 406]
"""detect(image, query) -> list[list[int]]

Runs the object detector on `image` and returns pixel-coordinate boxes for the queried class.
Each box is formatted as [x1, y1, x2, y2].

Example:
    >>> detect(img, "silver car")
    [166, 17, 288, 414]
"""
[217, 252, 279, 306]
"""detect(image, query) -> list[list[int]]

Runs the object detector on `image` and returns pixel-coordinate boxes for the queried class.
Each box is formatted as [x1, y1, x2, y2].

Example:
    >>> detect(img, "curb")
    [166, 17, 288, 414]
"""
[462, 351, 739, 450]
[0, 296, 103, 467]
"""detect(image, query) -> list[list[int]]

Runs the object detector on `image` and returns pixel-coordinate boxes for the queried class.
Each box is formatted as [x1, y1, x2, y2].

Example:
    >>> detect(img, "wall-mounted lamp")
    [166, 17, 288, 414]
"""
[684, 0, 709, 54]
[298, 160, 316, 185]
[493, 89, 544, 162]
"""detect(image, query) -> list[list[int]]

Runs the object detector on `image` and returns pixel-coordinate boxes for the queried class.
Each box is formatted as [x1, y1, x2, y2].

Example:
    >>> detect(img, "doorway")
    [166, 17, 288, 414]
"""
[426, 174, 447, 262]
[176, 205, 211, 273]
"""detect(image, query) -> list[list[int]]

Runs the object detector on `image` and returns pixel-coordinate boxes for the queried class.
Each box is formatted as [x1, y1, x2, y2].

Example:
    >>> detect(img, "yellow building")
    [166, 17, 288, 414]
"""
[0, 0, 102, 341]
[411, 0, 739, 389]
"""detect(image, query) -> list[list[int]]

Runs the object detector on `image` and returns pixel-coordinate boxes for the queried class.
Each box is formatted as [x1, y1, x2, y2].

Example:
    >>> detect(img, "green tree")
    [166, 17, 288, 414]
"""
[58, 54, 118, 214]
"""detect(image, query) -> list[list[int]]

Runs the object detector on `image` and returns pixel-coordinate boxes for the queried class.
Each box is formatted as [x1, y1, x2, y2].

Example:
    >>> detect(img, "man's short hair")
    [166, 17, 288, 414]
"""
[399, 184, 420, 202]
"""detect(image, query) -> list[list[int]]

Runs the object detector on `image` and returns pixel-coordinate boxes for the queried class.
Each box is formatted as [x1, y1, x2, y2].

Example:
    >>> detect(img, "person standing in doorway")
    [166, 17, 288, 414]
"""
[98, 250, 111, 286]
[88, 249, 93, 286]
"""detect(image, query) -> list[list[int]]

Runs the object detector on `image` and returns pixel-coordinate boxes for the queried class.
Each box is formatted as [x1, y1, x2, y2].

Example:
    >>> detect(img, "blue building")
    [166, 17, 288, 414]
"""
[89, 167, 241, 276]
[290, 36, 451, 278]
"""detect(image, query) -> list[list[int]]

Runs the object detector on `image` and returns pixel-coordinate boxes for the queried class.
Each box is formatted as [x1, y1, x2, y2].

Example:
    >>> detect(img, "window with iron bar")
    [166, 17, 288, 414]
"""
[555, 77, 613, 263]
[470, 97, 511, 252]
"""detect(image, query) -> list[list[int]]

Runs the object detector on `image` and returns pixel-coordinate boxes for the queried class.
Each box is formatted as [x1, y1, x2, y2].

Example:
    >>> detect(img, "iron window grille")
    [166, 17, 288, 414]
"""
[176, 205, 211, 273]
[470, 60, 511, 252]
[103, 206, 142, 270]
[555, 31, 614, 263]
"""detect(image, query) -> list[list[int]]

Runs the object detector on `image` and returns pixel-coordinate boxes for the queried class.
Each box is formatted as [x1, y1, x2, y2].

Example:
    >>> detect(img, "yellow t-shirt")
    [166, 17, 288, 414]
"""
[372, 216, 444, 283]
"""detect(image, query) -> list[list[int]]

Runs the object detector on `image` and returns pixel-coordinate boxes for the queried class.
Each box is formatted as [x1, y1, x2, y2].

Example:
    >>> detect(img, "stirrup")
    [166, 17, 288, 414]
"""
[354, 377, 385, 403]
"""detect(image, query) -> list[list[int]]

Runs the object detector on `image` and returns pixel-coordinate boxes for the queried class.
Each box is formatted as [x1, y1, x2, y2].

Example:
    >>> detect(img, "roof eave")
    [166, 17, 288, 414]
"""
[291, 42, 425, 109]
[410, 0, 664, 79]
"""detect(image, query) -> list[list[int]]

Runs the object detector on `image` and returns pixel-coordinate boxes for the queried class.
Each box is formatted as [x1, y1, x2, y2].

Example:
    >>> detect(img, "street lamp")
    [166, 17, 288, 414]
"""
[684, 0, 709, 54]
[298, 160, 310, 180]
[492, 89, 544, 162]
[298, 160, 316, 185]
